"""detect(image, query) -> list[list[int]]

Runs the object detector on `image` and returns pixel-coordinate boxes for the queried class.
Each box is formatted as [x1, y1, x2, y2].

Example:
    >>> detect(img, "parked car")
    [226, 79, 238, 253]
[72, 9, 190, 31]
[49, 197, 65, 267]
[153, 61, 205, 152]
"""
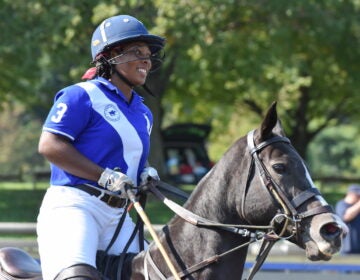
[162, 123, 213, 184]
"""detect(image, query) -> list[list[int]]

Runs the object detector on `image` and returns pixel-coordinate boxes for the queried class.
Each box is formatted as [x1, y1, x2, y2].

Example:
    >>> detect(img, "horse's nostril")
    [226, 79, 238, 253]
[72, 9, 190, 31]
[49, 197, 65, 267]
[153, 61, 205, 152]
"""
[320, 222, 342, 240]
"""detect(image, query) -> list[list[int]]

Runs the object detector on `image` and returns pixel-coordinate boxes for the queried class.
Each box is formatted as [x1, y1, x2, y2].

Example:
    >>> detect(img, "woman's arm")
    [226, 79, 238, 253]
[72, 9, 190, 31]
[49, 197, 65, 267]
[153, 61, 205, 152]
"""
[343, 199, 360, 222]
[38, 131, 103, 182]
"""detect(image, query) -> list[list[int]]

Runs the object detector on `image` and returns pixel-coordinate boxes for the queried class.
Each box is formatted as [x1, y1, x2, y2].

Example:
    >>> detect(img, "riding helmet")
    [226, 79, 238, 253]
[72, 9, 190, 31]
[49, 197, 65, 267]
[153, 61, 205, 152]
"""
[91, 15, 165, 61]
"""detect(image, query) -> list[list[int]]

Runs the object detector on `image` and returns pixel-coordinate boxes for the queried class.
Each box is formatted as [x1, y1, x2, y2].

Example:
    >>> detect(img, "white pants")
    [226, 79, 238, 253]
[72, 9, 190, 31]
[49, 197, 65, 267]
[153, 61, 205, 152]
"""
[37, 186, 144, 280]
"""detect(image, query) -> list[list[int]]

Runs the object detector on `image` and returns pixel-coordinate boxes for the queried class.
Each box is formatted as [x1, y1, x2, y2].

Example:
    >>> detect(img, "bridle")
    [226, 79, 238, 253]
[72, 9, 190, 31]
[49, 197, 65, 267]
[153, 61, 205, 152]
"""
[244, 129, 333, 239]
[143, 130, 333, 280]
[243, 129, 333, 280]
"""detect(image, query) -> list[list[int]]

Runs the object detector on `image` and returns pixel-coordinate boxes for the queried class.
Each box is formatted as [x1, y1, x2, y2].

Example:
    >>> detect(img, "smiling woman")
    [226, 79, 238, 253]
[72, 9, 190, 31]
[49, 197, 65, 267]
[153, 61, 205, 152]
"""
[106, 42, 153, 96]
[36, 14, 166, 280]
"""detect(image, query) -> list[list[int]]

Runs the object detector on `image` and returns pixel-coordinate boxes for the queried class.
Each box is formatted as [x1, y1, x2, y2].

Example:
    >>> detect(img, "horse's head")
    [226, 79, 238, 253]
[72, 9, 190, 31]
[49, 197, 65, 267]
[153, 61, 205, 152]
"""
[242, 102, 346, 261]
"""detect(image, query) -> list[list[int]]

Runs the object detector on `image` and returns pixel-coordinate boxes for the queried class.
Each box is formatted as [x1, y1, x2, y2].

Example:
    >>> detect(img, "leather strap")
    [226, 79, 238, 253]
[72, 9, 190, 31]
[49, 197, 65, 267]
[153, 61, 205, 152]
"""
[245, 240, 275, 280]
[70, 184, 127, 208]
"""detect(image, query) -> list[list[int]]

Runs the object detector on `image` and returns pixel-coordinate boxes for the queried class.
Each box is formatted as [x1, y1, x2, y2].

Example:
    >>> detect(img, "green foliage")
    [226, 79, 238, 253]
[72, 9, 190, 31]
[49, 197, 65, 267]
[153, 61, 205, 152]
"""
[158, 0, 360, 159]
[0, 0, 359, 176]
[0, 102, 44, 175]
[308, 125, 360, 177]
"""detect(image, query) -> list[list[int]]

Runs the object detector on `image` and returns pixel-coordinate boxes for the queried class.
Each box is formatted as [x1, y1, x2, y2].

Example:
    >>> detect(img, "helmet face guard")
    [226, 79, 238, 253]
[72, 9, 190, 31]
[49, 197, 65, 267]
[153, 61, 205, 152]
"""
[91, 15, 165, 63]
[107, 44, 165, 72]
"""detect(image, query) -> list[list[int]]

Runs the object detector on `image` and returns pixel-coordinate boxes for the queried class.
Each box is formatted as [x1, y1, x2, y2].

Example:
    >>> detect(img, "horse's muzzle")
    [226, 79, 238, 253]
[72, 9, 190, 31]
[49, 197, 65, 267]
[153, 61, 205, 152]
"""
[320, 222, 343, 241]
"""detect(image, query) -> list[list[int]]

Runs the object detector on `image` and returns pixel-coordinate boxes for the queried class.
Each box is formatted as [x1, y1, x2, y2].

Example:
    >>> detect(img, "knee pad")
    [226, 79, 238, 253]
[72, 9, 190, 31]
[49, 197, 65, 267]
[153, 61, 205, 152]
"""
[54, 263, 101, 280]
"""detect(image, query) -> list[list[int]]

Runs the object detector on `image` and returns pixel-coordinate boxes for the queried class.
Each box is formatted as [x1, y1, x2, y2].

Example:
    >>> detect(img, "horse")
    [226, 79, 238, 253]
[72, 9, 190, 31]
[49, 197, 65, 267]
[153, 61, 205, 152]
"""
[0, 102, 346, 280]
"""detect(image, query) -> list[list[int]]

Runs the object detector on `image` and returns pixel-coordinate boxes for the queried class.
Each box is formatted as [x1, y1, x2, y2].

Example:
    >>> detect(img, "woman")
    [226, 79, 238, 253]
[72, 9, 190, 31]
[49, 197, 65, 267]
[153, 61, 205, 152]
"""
[37, 15, 165, 280]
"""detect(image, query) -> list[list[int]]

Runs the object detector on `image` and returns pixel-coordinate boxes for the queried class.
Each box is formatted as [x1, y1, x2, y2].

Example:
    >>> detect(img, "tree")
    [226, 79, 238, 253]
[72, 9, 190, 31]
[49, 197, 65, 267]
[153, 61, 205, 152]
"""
[308, 125, 360, 177]
[157, 0, 360, 159]
[0, 0, 359, 176]
[0, 102, 43, 174]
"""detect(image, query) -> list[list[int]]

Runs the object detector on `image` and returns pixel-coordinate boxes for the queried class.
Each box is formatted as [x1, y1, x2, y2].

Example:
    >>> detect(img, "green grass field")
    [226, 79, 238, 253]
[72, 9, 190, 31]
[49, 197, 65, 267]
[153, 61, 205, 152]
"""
[0, 181, 345, 223]
[0, 182, 46, 222]
[0, 181, 355, 264]
[0, 182, 190, 224]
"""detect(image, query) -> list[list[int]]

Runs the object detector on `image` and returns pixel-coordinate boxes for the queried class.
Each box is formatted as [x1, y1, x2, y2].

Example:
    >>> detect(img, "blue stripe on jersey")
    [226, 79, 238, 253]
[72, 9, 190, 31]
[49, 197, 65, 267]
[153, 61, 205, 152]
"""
[77, 82, 143, 182]
[42, 78, 152, 187]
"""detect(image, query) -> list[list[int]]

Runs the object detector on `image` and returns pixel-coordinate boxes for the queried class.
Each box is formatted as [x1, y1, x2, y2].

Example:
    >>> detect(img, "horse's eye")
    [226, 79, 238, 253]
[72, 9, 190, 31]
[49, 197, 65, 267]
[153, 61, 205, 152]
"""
[272, 163, 286, 174]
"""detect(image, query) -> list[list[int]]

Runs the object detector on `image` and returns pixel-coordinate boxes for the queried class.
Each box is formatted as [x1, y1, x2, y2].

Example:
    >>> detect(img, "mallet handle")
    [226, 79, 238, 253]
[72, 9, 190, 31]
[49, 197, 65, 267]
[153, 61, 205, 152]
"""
[125, 185, 180, 280]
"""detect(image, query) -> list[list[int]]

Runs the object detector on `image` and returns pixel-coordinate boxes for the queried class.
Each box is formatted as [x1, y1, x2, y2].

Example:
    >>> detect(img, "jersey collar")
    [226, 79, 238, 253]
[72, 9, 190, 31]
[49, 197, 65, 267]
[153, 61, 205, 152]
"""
[94, 77, 144, 104]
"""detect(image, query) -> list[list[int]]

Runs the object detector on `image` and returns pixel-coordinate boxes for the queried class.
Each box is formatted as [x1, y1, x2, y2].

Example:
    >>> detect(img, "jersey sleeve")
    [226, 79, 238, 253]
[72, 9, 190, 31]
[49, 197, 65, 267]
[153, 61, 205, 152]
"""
[42, 84, 92, 141]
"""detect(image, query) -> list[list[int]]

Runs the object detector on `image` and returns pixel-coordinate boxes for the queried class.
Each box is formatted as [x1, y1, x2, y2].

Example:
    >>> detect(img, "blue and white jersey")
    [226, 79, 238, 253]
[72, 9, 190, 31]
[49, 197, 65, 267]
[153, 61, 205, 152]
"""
[42, 77, 153, 187]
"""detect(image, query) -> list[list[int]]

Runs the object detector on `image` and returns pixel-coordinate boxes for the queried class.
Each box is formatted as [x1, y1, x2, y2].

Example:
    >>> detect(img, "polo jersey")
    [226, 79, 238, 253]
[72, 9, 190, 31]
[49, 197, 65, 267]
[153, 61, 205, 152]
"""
[42, 77, 153, 187]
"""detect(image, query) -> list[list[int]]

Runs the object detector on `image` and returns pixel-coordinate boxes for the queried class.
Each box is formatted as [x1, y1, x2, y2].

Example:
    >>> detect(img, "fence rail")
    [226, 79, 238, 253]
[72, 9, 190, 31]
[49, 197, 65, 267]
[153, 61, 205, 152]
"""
[0, 222, 163, 258]
[0, 222, 163, 235]
[0, 222, 37, 235]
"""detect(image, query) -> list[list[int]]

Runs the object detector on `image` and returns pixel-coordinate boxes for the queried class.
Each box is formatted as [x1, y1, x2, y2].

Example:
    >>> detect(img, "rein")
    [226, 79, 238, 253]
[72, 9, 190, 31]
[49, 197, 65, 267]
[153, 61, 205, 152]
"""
[142, 130, 333, 280]
[145, 182, 272, 280]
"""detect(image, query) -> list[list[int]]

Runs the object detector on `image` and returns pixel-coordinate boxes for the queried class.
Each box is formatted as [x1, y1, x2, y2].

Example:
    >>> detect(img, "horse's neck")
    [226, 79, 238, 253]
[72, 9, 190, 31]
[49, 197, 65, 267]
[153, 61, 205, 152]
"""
[159, 222, 248, 278]
[158, 204, 249, 279]
[129, 140, 251, 279]
[156, 158, 250, 276]
[183, 145, 249, 223]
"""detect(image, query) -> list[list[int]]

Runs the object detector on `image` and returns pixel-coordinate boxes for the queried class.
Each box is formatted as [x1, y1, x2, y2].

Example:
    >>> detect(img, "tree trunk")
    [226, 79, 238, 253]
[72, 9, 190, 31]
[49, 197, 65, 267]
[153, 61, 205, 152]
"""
[289, 86, 311, 159]
[141, 60, 174, 177]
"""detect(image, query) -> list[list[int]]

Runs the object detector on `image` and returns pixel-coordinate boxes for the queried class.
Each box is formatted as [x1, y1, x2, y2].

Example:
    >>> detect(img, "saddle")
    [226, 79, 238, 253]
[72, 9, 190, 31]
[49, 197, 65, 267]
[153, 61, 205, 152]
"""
[0, 194, 147, 280]
[0, 247, 42, 280]
[0, 247, 137, 280]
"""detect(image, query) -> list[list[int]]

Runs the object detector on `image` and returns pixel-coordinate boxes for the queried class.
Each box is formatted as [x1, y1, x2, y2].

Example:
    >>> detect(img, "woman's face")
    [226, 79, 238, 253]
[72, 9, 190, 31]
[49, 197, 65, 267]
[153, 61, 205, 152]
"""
[110, 42, 152, 86]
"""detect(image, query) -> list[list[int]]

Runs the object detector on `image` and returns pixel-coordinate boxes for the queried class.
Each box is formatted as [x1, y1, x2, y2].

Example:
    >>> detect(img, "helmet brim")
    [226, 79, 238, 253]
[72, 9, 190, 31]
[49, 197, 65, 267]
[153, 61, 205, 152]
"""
[104, 34, 165, 54]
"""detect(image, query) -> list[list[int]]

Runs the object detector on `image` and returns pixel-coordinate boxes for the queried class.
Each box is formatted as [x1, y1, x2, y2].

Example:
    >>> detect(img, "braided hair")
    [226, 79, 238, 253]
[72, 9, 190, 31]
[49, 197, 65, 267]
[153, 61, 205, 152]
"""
[94, 55, 112, 80]
[82, 47, 123, 80]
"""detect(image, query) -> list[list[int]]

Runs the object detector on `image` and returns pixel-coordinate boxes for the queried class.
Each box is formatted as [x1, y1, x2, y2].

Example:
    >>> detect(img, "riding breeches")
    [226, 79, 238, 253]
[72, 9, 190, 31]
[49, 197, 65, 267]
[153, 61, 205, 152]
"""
[37, 186, 144, 280]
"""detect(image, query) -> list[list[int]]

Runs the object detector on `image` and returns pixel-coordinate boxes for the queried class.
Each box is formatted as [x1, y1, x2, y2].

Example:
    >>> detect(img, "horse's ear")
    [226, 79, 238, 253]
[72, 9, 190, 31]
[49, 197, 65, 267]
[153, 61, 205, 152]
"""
[273, 119, 286, 137]
[260, 101, 278, 140]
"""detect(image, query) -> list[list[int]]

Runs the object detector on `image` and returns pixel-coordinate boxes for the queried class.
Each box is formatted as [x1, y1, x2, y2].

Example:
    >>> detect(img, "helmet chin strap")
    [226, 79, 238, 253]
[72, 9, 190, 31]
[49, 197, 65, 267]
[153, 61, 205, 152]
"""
[111, 65, 155, 97]
[112, 65, 135, 88]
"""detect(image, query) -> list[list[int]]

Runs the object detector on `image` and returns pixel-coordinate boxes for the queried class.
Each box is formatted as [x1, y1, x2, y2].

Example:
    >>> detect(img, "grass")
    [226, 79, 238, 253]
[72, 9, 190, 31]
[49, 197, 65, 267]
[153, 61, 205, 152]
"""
[0, 181, 351, 261]
[0, 182, 191, 225]
[0, 182, 47, 222]
[0, 181, 345, 223]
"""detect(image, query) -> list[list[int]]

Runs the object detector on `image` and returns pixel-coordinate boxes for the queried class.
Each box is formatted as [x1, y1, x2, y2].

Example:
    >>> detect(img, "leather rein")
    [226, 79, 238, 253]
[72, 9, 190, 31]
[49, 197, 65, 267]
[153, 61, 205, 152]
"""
[142, 130, 333, 280]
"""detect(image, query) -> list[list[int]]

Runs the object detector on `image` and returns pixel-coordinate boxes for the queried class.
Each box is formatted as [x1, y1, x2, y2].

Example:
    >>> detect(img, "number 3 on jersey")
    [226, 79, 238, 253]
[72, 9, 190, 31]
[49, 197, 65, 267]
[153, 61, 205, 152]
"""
[51, 103, 68, 123]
